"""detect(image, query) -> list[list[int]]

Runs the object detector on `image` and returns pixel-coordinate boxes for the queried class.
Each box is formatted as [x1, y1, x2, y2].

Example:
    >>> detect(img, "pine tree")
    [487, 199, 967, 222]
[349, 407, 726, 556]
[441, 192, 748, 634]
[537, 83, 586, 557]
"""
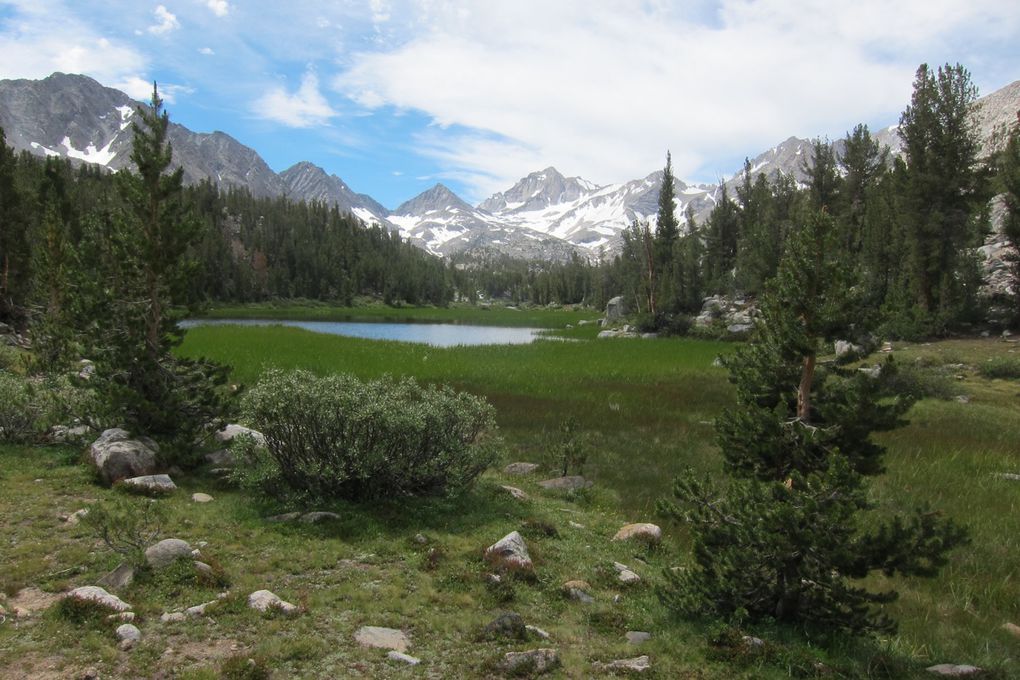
[838, 124, 888, 254]
[898, 63, 987, 329]
[704, 184, 741, 292]
[659, 209, 968, 635]
[0, 127, 29, 325]
[999, 113, 1020, 327]
[83, 84, 230, 462]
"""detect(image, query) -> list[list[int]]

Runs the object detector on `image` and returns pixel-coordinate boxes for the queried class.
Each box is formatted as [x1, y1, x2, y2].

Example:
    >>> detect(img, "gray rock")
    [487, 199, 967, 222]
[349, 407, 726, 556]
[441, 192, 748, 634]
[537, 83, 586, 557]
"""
[504, 648, 560, 675]
[215, 424, 266, 447]
[192, 492, 214, 503]
[63, 508, 89, 526]
[612, 523, 662, 545]
[500, 485, 529, 501]
[78, 359, 95, 380]
[727, 323, 753, 334]
[160, 611, 186, 623]
[994, 472, 1020, 481]
[248, 589, 299, 615]
[835, 340, 864, 358]
[266, 512, 302, 522]
[96, 563, 135, 591]
[526, 624, 551, 640]
[613, 561, 641, 585]
[145, 539, 193, 569]
[89, 429, 158, 485]
[594, 655, 651, 673]
[66, 586, 131, 612]
[481, 611, 527, 640]
[51, 424, 90, 443]
[485, 531, 533, 571]
[605, 296, 627, 323]
[537, 475, 592, 491]
[122, 474, 176, 496]
[926, 664, 984, 677]
[504, 462, 540, 475]
[355, 625, 410, 652]
[300, 511, 340, 524]
[193, 561, 213, 575]
[742, 635, 765, 648]
[115, 623, 141, 645]
[387, 651, 420, 665]
[204, 449, 236, 467]
[185, 600, 216, 617]
[626, 631, 652, 645]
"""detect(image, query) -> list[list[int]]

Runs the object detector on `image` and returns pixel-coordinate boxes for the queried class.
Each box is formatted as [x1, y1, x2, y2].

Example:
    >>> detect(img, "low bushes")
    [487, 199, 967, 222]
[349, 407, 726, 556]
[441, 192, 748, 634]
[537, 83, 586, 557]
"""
[233, 369, 499, 503]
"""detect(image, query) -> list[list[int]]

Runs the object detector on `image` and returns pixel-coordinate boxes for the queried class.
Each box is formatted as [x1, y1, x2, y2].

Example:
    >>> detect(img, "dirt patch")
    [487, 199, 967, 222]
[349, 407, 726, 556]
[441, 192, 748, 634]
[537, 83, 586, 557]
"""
[8, 587, 61, 618]
[1, 653, 92, 680]
[157, 638, 246, 673]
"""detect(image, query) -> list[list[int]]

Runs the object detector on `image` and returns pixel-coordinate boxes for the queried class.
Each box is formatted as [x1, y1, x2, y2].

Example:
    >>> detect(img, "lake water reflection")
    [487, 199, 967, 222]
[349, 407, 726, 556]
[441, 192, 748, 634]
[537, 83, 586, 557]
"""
[181, 319, 544, 347]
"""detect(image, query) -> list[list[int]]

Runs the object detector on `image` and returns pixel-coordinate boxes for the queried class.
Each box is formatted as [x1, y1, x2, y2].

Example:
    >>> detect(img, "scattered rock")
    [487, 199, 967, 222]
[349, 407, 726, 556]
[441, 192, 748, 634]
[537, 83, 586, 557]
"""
[193, 561, 213, 576]
[563, 580, 594, 603]
[89, 429, 158, 485]
[185, 600, 216, 617]
[484, 573, 502, 585]
[527, 625, 551, 640]
[727, 323, 753, 334]
[994, 472, 1020, 481]
[504, 462, 540, 475]
[215, 424, 267, 447]
[161, 611, 186, 623]
[51, 424, 90, 444]
[742, 635, 765, 648]
[503, 648, 560, 675]
[1002, 622, 1020, 638]
[145, 539, 194, 569]
[594, 655, 651, 673]
[355, 626, 410, 653]
[834, 340, 864, 358]
[116, 623, 141, 650]
[266, 512, 302, 523]
[612, 523, 662, 545]
[96, 563, 136, 591]
[122, 474, 176, 496]
[247, 590, 298, 615]
[78, 359, 95, 380]
[481, 612, 527, 640]
[926, 664, 984, 677]
[613, 561, 641, 585]
[63, 508, 90, 526]
[955, 395, 971, 404]
[605, 296, 627, 323]
[485, 531, 533, 571]
[191, 492, 214, 503]
[413, 533, 429, 545]
[387, 651, 421, 665]
[598, 329, 639, 339]
[107, 611, 135, 623]
[300, 511, 340, 524]
[500, 485, 529, 501]
[66, 586, 131, 612]
[568, 521, 585, 529]
[626, 631, 652, 645]
[537, 475, 592, 491]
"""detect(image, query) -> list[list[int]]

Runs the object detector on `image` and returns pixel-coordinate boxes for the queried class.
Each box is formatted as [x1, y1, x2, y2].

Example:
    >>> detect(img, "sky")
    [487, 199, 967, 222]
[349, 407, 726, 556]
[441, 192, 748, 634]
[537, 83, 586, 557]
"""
[1, 1, 1018, 209]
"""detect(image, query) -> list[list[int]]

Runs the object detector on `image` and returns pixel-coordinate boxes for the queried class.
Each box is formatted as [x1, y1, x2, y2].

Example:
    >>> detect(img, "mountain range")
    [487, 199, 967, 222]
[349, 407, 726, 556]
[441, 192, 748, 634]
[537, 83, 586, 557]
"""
[1, 72, 1018, 261]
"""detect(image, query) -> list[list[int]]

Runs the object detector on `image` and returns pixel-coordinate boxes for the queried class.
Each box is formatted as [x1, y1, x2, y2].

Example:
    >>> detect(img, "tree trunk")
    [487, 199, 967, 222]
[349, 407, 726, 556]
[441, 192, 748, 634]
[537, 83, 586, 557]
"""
[797, 354, 816, 422]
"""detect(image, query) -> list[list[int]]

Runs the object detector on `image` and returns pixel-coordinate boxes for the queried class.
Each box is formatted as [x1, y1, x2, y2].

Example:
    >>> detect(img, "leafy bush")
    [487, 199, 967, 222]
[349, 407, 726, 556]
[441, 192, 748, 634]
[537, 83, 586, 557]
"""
[0, 371, 44, 442]
[883, 362, 957, 400]
[980, 357, 1020, 380]
[81, 497, 166, 568]
[234, 369, 499, 502]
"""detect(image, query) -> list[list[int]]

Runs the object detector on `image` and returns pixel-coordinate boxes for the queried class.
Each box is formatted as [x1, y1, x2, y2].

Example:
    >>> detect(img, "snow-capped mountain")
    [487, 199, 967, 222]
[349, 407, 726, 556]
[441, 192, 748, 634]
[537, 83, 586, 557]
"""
[279, 161, 392, 228]
[2, 72, 1018, 262]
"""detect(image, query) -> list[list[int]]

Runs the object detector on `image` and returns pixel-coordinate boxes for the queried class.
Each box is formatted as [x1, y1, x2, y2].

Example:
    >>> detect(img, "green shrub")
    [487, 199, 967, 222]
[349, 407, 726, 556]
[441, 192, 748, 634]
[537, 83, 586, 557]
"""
[234, 369, 499, 503]
[882, 362, 957, 400]
[80, 497, 166, 568]
[0, 371, 44, 442]
[979, 357, 1020, 380]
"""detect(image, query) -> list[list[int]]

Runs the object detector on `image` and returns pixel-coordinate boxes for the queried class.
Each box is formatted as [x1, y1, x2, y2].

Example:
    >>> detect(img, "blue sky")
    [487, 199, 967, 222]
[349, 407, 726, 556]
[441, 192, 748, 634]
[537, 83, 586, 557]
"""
[1, 1, 1018, 209]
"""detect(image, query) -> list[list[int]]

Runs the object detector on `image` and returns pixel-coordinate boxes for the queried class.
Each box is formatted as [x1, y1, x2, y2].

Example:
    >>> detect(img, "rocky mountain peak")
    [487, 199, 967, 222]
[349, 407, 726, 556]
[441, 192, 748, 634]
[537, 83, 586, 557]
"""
[395, 183, 474, 216]
[478, 166, 600, 214]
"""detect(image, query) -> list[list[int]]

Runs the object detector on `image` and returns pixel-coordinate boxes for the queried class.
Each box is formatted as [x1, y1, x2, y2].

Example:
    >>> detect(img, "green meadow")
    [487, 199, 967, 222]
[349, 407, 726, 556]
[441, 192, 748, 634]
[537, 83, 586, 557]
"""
[2, 316, 1018, 678]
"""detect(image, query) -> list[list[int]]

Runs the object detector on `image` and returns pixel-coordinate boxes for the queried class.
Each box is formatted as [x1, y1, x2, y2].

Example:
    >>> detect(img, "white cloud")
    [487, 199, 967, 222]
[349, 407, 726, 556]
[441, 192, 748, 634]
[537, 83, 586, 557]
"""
[254, 71, 337, 128]
[199, 46, 215, 55]
[336, 0, 1020, 197]
[370, 0, 391, 24]
[205, 0, 230, 17]
[148, 5, 180, 35]
[113, 76, 191, 103]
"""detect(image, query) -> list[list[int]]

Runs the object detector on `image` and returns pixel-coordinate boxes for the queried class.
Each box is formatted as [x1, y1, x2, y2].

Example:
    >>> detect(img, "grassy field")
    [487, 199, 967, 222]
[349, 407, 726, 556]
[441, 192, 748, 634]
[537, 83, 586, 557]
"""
[2, 321, 1019, 678]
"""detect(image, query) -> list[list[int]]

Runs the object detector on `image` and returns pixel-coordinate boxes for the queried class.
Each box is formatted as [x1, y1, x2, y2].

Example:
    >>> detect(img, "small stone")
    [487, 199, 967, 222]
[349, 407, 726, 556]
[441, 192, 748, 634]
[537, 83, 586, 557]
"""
[116, 623, 141, 648]
[300, 511, 340, 523]
[106, 612, 135, 623]
[185, 601, 216, 617]
[66, 586, 131, 612]
[594, 655, 651, 673]
[994, 472, 1020, 481]
[248, 590, 298, 615]
[355, 626, 410, 652]
[122, 474, 176, 496]
[955, 395, 970, 404]
[145, 539, 193, 569]
[537, 475, 592, 491]
[526, 625, 551, 640]
[485, 531, 533, 571]
[413, 533, 429, 544]
[926, 664, 984, 677]
[387, 651, 420, 665]
[1003, 622, 1020, 638]
[484, 573, 502, 584]
[266, 512, 302, 523]
[191, 493, 214, 503]
[96, 563, 136, 591]
[503, 649, 560, 675]
[742, 635, 765, 648]
[64, 508, 89, 526]
[500, 485, 528, 501]
[568, 521, 585, 529]
[481, 612, 527, 640]
[215, 424, 267, 447]
[563, 580, 594, 603]
[626, 631, 651, 645]
[160, 611, 186, 623]
[612, 523, 662, 545]
[504, 462, 540, 475]
[193, 561, 213, 575]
